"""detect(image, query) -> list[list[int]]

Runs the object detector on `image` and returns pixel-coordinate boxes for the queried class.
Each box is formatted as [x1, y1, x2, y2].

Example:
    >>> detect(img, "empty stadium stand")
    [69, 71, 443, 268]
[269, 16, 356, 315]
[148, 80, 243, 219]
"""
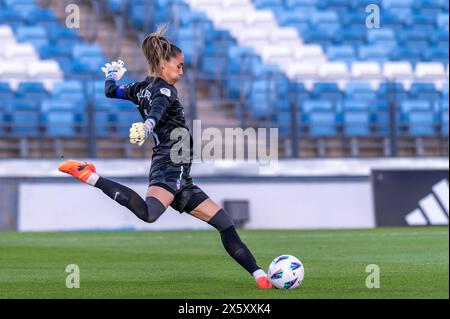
[0, 0, 448, 158]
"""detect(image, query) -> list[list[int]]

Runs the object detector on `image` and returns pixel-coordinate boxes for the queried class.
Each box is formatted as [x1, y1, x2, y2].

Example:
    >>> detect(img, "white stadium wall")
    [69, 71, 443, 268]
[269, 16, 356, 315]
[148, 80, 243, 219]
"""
[17, 179, 373, 231]
[0, 158, 448, 231]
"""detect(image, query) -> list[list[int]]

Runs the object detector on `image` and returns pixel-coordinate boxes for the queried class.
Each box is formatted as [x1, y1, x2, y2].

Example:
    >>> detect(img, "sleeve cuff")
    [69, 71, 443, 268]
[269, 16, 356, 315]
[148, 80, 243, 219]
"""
[145, 117, 156, 127]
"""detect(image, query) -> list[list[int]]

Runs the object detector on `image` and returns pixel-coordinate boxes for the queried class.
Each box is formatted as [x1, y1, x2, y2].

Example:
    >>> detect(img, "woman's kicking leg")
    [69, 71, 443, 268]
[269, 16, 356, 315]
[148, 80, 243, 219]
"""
[58, 160, 173, 223]
[188, 197, 272, 289]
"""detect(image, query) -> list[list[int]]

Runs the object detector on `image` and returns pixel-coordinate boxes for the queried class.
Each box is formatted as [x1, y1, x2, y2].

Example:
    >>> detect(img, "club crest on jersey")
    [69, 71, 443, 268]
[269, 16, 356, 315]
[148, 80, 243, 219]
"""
[160, 88, 171, 97]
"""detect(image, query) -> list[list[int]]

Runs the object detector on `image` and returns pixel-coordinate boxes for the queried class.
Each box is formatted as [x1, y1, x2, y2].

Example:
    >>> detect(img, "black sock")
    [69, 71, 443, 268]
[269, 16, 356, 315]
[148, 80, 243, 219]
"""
[94, 176, 149, 222]
[219, 226, 260, 275]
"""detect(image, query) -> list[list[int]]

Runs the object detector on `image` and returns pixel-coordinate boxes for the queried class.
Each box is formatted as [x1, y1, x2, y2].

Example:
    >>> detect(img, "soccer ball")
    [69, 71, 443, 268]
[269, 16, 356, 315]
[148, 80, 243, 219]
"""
[267, 255, 304, 289]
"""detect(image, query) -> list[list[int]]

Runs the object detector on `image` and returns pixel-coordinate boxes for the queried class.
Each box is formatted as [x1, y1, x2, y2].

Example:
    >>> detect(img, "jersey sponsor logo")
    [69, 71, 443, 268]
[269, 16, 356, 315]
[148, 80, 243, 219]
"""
[137, 88, 152, 102]
[160, 88, 171, 97]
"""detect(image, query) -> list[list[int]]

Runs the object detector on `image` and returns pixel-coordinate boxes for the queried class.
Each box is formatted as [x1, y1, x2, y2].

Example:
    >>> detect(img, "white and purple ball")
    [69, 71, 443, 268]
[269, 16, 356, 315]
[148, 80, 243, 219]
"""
[267, 255, 304, 289]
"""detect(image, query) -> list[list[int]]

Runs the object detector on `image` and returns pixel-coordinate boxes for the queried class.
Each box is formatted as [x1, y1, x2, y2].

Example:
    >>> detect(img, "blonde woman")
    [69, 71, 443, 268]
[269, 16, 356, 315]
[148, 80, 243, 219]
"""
[59, 26, 272, 289]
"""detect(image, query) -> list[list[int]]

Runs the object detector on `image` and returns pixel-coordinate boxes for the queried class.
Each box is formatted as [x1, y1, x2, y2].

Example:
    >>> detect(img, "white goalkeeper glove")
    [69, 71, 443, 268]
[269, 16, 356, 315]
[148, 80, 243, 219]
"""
[101, 60, 127, 81]
[129, 119, 155, 146]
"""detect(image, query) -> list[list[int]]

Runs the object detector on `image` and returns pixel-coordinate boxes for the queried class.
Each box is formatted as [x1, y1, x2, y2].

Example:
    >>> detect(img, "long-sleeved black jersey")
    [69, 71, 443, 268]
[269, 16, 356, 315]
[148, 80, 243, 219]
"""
[105, 76, 193, 167]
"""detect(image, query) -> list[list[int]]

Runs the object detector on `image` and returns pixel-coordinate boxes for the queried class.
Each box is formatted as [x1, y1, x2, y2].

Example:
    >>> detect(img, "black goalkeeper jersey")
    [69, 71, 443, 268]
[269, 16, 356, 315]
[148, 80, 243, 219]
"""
[105, 76, 193, 167]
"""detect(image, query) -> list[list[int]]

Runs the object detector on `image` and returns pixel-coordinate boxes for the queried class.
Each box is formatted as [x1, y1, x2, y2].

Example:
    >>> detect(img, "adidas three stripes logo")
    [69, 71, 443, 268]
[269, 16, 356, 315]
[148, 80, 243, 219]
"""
[405, 179, 449, 225]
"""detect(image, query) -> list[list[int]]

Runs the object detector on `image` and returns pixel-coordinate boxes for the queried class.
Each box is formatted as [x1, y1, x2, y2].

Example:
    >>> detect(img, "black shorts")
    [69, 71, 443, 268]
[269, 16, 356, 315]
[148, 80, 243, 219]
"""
[148, 162, 209, 214]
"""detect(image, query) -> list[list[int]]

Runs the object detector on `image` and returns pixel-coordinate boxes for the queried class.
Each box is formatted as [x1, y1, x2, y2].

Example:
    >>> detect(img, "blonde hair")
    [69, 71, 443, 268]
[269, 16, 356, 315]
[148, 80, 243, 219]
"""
[141, 25, 182, 76]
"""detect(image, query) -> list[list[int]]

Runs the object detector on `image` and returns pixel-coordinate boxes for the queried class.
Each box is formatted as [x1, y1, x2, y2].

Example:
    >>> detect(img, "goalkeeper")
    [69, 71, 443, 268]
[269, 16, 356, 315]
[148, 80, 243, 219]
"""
[58, 26, 272, 289]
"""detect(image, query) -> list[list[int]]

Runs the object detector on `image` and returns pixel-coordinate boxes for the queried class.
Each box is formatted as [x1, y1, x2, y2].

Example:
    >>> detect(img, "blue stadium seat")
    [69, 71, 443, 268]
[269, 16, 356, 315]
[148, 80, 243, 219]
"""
[312, 83, 342, 102]
[351, 0, 382, 9]
[410, 83, 441, 101]
[0, 83, 15, 102]
[413, 0, 447, 16]
[26, 8, 59, 30]
[405, 112, 436, 136]
[289, 83, 310, 106]
[437, 13, 449, 30]
[52, 81, 86, 102]
[424, 47, 449, 63]
[0, 109, 5, 134]
[342, 13, 368, 28]
[372, 100, 391, 134]
[200, 45, 228, 75]
[343, 111, 371, 136]
[176, 26, 205, 65]
[87, 80, 106, 99]
[129, 0, 157, 29]
[366, 29, 397, 48]
[179, 10, 210, 28]
[5, 0, 37, 14]
[115, 108, 143, 134]
[41, 100, 85, 136]
[340, 100, 371, 135]
[277, 10, 310, 32]
[285, 0, 318, 9]
[441, 84, 449, 99]
[439, 99, 449, 135]
[91, 97, 120, 136]
[17, 82, 49, 101]
[309, 11, 339, 27]
[345, 83, 377, 101]
[388, 8, 415, 22]
[16, 25, 48, 49]
[70, 61, 103, 77]
[341, 100, 370, 111]
[0, 9, 26, 29]
[401, 100, 431, 112]
[399, 30, 431, 50]
[250, 79, 289, 116]
[305, 111, 337, 136]
[326, 46, 356, 64]
[390, 47, 424, 63]
[48, 26, 81, 48]
[6, 101, 40, 136]
[39, 44, 73, 73]
[317, 0, 350, 15]
[224, 46, 262, 97]
[378, 83, 408, 102]
[72, 44, 105, 70]
[277, 111, 304, 135]
[406, 14, 437, 33]
[334, 29, 366, 46]
[254, 0, 284, 9]
[227, 45, 261, 74]
[359, 46, 392, 62]
[107, 0, 127, 14]
[442, 110, 449, 136]
[380, 13, 406, 32]
[302, 100, 333, 112]
[303, 27, 335, 46]
[431, 30, 449, 48]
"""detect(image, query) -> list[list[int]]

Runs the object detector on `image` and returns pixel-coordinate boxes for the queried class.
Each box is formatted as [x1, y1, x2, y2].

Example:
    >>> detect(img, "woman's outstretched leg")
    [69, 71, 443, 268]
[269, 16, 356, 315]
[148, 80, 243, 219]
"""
[188, 197, 272, 289]
[58, 160, 170, 223]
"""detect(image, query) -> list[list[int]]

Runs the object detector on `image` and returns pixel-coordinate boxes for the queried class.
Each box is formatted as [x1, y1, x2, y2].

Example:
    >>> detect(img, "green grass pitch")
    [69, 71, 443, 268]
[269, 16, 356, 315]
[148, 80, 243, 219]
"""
[0, 227, 448, 299]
